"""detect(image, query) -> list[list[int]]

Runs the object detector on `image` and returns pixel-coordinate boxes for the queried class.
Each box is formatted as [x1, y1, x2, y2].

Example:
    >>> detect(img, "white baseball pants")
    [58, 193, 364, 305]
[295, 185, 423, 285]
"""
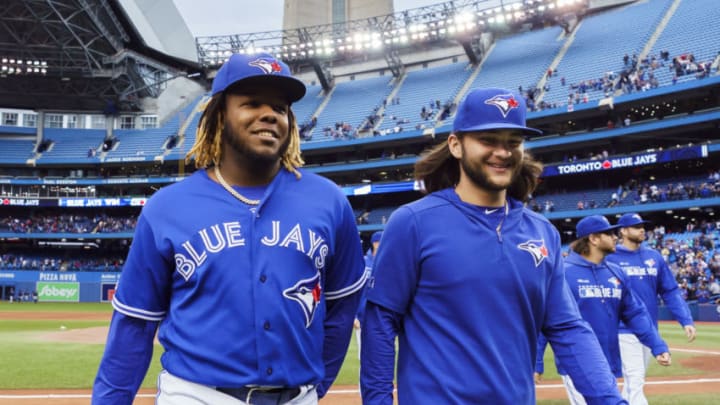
[619, 333, 652, 405]
[156, 370, 318, 405]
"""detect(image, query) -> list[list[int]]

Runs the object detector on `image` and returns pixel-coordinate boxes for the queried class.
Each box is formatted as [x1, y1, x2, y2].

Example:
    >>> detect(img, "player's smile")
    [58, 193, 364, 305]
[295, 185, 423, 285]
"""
[222, 85, 291, 167]
[253, 129, 279, 139]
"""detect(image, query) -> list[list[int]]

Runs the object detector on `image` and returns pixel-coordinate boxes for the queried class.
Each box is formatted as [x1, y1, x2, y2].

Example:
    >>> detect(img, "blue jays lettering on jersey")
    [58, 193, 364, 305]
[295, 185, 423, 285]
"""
[549, 252, 668, 377]
[362, 188, 619, 404]
[606, 244, 693, 331]
[112, 168, 365, 388]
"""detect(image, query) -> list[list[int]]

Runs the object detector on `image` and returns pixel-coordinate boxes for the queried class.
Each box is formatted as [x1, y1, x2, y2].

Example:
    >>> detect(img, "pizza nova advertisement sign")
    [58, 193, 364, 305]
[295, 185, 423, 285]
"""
[37, 282, 80, 302]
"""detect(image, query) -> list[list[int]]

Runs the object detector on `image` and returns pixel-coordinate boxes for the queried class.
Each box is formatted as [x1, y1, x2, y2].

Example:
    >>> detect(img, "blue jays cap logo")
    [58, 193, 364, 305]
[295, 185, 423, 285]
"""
[283, 272, 322, 328]
[249, 58, 283, 75]
[517, 239, 548, 267]
[485, 94, 520, 118]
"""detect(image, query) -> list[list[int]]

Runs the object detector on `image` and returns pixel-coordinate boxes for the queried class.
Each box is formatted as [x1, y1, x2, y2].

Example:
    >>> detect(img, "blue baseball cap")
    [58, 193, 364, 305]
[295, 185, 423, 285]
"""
[371, 231, 383, 243]
[617, 213, 651, 228]
[453, 88, 541, 136]
[211, 53, 306, 102]
[576, 215, 621, 239]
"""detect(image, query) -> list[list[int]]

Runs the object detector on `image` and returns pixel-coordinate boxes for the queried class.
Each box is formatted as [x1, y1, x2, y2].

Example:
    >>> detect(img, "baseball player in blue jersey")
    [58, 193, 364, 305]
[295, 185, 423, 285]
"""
[536, 215, 671, 404]
[606, 213, 696, 405]
[360, 87, 628, 405]
[92, 53, 366, 405]
[354, 231, 382, 353]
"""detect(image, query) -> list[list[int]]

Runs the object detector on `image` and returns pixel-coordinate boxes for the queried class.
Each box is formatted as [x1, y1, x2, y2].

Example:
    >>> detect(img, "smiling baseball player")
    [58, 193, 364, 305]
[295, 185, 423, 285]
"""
[360, 88, 628, 404]
[92, 53, 366, 405]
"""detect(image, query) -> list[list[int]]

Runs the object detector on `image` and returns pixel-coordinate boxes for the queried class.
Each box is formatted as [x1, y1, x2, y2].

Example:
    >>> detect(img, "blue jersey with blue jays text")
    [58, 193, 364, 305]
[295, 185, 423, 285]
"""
[552, 252, 668, 377]
[606, 244, 693, 332]
[363, 188, 622, 404]
[112, 168, 365, 387]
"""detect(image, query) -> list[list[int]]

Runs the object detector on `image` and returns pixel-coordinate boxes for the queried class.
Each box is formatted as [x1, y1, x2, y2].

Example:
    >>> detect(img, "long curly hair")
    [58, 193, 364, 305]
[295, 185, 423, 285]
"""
[185, 93, 304, 177]
[414, 133, 543, 202]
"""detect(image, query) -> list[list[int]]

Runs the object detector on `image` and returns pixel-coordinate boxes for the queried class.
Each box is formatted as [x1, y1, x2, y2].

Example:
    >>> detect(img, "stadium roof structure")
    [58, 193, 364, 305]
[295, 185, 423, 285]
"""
[196, 0, 589, 89]
[0, 0, 200, 113]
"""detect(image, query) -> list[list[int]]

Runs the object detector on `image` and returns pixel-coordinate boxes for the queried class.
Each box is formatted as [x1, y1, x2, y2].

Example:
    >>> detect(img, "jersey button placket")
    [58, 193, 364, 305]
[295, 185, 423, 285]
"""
[260, 274, 267, 283]
[266, 367, 273, 375]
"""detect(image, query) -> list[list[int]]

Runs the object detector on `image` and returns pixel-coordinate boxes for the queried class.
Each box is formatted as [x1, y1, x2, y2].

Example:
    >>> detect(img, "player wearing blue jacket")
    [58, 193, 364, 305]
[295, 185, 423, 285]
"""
[536, 215, 671, 404]
[361, 88, 627, 405]
[606, 213, 696, 405]
[355, 231, 382, 350]
[92, 53, 366, 405]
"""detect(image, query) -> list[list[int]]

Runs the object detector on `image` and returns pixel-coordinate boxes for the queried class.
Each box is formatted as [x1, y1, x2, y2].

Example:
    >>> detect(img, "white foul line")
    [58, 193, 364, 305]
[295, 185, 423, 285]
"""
[670, 347, 720, 355]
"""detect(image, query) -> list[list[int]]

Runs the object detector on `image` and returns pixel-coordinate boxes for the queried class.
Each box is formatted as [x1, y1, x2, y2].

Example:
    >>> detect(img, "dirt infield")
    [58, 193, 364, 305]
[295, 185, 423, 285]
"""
[2, 311, 719, 404]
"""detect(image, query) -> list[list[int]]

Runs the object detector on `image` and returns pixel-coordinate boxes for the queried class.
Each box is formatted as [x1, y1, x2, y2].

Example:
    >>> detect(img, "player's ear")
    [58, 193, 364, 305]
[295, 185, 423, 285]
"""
[448, 133, 462, 159]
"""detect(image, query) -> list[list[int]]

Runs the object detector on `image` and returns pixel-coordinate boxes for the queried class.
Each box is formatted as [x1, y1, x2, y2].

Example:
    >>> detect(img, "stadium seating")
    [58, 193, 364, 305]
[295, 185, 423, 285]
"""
[0, 138, 35, 163]
[466, 26, 564, 100]
[646, 0, 720, 86]
[376, 60, 472, 133]
[36, 128, 106, 163]
[541, 0, 674, 106]
[308, 75, 393, 141]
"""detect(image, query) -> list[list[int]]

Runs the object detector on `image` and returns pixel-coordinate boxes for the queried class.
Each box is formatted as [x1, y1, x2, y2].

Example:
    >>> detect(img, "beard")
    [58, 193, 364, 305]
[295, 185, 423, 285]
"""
[459, 152, 519, 192]
[625, 232, 645, 244]
[599, 243, 617, 256]
[222, 124, 290, 172]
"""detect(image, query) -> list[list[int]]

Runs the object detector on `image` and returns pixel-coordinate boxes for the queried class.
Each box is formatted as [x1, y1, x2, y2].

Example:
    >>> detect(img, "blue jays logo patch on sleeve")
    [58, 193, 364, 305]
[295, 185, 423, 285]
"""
[517, 239, 549, 267]
[283, 272, 322, 328]
[484, 94, 520, 118]
[249, 58, 283, 75]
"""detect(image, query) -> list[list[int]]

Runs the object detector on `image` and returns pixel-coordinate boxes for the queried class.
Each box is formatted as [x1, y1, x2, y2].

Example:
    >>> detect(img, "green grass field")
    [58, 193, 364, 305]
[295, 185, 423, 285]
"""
[1, 302, 718, 405]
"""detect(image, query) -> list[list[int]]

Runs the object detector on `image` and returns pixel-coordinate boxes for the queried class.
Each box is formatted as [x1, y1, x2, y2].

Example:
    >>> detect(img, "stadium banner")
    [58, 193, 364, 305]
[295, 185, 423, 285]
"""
[0, 176, 185, 185]
[341, 180, 420, 196]
[1, 198, 57, 207]
[36, 281, 80, 302]
[58, 197, 147, 207]
[542, 145, 708, 177]
[0, 271, 119, 283]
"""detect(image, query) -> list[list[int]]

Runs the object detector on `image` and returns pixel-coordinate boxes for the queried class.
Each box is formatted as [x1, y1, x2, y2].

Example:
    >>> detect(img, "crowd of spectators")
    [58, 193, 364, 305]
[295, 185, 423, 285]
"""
[0, 253, 125, 272]
[531, 170, 720, 213]
[0, 214, 136, 234]
[643, 221, 720, 303]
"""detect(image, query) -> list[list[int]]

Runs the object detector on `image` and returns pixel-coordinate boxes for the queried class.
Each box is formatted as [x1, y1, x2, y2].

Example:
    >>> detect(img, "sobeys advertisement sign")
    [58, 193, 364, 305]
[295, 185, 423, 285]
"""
[37, 282, 79, 302]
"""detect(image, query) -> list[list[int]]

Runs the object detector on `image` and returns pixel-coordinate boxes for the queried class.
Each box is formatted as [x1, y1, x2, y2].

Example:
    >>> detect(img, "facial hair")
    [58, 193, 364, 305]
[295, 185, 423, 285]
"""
[599, 242, 616, 256]
[221, 124, 290, 172]
[459, 148, 519, 192]
[625, 231, 645, 245]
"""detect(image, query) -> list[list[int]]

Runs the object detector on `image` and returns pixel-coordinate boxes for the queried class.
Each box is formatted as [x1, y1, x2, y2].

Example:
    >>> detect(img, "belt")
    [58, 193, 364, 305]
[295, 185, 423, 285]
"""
[215, 386, 302, 404]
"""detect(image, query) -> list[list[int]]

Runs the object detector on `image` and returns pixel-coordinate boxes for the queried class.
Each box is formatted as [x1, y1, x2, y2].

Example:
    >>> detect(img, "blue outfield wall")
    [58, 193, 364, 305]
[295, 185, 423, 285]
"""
[659, 302, 720, 323]
[0, 271, 120, 302]
[1, 270, 719, 318]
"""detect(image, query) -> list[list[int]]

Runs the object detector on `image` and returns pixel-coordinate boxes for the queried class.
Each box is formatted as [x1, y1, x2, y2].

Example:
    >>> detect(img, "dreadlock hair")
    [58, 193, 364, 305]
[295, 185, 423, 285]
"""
[413, 132, 543, 202]
[185, 92, 304, 178]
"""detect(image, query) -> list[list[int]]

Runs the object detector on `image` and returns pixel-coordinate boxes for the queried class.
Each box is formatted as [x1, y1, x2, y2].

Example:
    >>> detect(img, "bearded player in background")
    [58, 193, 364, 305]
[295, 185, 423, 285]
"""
[606, 213, 696, 405]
